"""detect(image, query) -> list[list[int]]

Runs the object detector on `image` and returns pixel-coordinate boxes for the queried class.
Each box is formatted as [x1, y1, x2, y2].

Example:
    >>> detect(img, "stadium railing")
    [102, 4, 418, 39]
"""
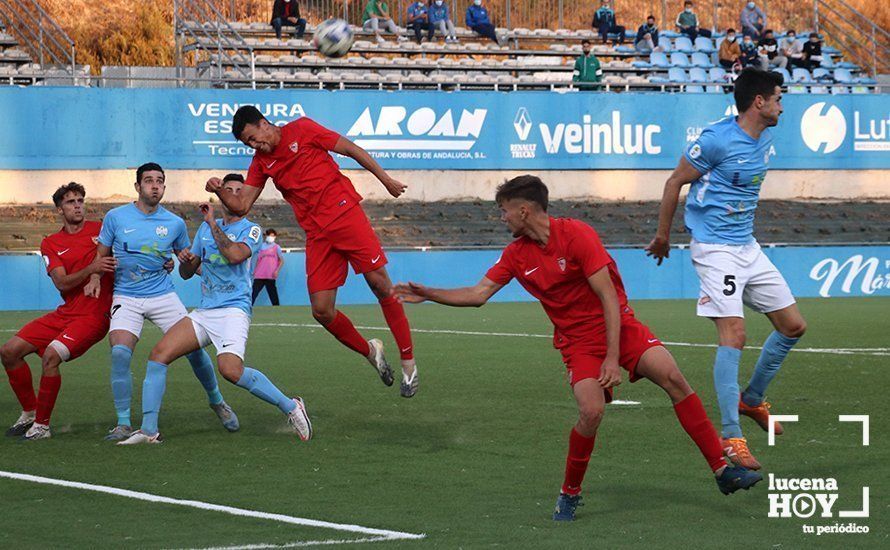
[0, 0, 77, 84]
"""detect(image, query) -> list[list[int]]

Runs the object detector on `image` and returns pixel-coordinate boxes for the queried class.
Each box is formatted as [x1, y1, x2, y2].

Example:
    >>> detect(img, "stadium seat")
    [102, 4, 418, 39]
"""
[658, 36, 672, 52]
[830, 86, 849, 94]
[662, 30, 681, 38]
[823, 45, 840, 55]
[820, 56, 835, 69]
[688, 67, 708, 82]
[812, 67, 831, 81]
[686, 85, 705, 93]
[674, 36, 694, 53]
[833, 68, 853, 84]
[694, 37, 716, 53]
[668, 67, 688, 82]
[792, 68, 813, 83]
[708, 67, 727, 81]
[772, 67, 791, 83]
[690, 52, 713, 68]
[614, 45, 635, 53]
[836, 61, 859, 70]
[670, 53, 690, 67]
[649, 51, 671, 68]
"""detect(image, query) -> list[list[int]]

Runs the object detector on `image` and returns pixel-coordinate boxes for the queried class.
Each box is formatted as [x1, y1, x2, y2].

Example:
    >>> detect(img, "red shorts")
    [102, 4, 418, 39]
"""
[560, 316, 663, 402]
[16, 311, 109, 362]
[305, 205, 387, 294]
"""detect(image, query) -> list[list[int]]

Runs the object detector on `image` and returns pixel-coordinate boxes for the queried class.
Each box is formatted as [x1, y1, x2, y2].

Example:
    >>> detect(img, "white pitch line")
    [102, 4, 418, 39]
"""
[610, 400, 642, 406]
[0, 471, 425, 544]
[185, 537, 393, 550]
[251, 323, 890, 357]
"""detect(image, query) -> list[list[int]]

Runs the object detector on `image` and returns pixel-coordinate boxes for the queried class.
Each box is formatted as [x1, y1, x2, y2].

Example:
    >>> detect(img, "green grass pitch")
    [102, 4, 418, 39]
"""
[0, 297, 887, 549]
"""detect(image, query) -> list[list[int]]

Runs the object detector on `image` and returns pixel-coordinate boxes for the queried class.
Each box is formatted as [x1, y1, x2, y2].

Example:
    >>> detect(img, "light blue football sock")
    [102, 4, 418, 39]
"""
[186, 349, 224, 406]
[742, 331, 799, 407]
[110, 345, 133, 427]
[714, 346, 743, 439]
[141, 361, 168, 436]
[235, 367, 296, 414]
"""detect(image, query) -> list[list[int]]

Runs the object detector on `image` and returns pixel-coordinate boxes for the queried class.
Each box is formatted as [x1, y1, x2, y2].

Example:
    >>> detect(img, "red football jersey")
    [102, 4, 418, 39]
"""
[485, 217, 633, 350]
[245, 117, 363, 234]
[40, 220, 113, 317]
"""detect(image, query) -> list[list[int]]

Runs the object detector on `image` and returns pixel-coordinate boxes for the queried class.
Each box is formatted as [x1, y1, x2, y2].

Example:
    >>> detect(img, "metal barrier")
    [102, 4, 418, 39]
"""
[0, 0, 76, 81]
[815, 0, 889, 78]
[175, 0, 257, 85]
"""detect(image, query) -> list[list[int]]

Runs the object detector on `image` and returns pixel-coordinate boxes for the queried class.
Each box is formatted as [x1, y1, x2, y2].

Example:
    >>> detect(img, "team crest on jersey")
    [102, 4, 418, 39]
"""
[91, 236, 99, 245]
[155, 225, 168, 238]
[289, 141, 299, 153]
[557, 257, 566, 272]
[249, 226, 261, 243]
[226, 233, 237, 241]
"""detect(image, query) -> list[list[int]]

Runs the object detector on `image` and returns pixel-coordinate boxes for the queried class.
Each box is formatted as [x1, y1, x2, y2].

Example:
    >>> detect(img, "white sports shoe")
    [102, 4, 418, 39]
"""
[21, 422, 51, 441]
[6, 410, 35, 437]
[400, 366, 419, 398]
[286, 397, 313, 441]
[366, 339, 394, 386]
[117, 430, 163, 445]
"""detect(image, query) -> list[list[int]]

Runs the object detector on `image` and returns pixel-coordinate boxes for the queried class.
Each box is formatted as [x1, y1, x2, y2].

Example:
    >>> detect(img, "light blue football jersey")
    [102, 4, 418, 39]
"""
[683, 116, 774, 245]
[191, 218, 262, 315]
[98, 203, 190, 297]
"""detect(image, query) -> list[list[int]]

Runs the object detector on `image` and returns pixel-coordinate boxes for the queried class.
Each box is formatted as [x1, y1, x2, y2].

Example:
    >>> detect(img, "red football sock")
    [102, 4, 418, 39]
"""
[673, 393, 728, 472]
[379, 295, 414, 360]
[562, 427, 597, 496]
[6, 361, 36, 412]
[324, 311, 372, 357]
[35, 374, 62, 426]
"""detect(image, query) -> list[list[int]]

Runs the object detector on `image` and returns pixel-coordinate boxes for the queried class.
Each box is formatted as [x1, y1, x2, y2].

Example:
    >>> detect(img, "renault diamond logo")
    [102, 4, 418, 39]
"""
[514, 108, 532, 141]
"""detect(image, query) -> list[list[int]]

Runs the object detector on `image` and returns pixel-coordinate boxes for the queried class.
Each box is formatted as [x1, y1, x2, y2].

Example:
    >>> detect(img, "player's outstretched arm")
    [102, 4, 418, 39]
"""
[393, 277, 503, 307]
[177, 248, 201, 280]
[205, 177, 262, 217]
[200, 204, 253, 265]
[332, 137, 407, 198]
[645, 156, 701, 265]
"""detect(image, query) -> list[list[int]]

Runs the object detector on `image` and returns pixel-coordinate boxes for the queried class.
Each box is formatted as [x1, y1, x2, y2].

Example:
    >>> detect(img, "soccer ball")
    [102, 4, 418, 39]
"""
[313, 18, 354, 58]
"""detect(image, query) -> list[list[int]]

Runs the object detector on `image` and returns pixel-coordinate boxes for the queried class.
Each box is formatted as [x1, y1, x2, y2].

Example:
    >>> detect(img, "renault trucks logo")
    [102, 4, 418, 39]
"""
[800, 102, 846, 154]
[347, 106, 487, 158]
[513, 108, 532, 140]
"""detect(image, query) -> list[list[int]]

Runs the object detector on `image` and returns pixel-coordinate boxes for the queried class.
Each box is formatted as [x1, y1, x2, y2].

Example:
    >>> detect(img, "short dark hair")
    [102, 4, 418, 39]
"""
[647, 14, 655, 19]
[809, 32, 819, 39]
[264, 228, 277, 236]
[136, 162, 164, 183]
[684, 1, 693, 6]
[232, 106, 266, 140]
[52, 182, 85, 207]
[223, 173, 245, 184]
[733, 68, 783, 112]
[726, 27, 736, 34]
[786, 29, 796, 35]
[764, 29, 774, 35]
[495, 175, 549, 212]
[581, 39, 591, 46]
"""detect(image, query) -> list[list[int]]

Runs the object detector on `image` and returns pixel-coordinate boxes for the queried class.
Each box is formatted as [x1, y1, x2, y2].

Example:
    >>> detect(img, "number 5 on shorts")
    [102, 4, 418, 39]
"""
[723, 275, 737, 296]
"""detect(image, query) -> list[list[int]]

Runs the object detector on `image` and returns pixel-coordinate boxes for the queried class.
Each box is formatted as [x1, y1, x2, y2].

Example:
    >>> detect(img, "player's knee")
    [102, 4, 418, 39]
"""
[311, 305, 336, 325]
[217, 363, 240, 384]
[665, 367, 693, 397]
[782, 319, 807, 339]
[148, 343, 174, 365]
[41, 353, 61, 376]
[578, 404, 604, 431]
[0, 342, 18, 367]
[721, 327, 746, 349]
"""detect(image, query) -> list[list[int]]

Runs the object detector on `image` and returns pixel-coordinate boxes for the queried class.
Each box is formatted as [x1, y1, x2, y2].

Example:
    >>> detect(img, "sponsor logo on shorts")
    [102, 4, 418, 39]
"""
[699, 295, 711, 305]
[222, 342, 234, 348]
[62, 334, 75, 341]
[371, 255, 381, 264]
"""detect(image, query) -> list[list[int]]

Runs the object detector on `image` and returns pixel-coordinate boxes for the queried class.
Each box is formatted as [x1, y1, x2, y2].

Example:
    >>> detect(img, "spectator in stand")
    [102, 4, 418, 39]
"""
[758, 29, 787, 69]
[740, 1, 766, 40]
[572, 39, 603, 86]
[676, 1, 711, 41]
[634, 15, 660, 53]
[252, 228, 285, 307]
[429, 0, 458, 43]
[466, 0, 503, 45]
[739, 34, 765, 69]
[362, 0, 407, 44]
[270, 0, 307, 40]
[802, 32, 823, 70]
[592, 0, 626, 45]
[780, 30, 805, 68]
[406, 1, 433, 44]
[718, 28, 741, 70]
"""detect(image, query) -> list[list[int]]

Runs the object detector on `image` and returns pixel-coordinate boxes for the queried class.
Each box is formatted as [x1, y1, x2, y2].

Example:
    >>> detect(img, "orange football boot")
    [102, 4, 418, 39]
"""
[722, 437, 762, 470]
[739, 396, 784, 435]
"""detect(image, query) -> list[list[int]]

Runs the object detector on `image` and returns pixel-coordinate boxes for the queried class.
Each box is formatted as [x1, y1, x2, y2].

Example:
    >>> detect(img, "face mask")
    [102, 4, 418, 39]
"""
[435, 0, 442, 5]
[727, 35, 736, 42]
[747, 2, 755, 8]
[265, 236, 276, 243]
[787, 36, 795, 42]
[685, 8, 692, 13]
[474, 0, 482, 5]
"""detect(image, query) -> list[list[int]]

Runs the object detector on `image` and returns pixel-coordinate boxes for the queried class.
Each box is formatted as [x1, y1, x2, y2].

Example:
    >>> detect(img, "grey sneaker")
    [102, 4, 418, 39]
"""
[286, 397, 313, 441]
[6, 410, 35, 437]
[366, 339, 394, 386]
[210, 401, 240, 432]
[117, 430, 163, 445]
[104, 424, 133, 441]
[400, 366, 419, 398]
[20, 422, 51, 441]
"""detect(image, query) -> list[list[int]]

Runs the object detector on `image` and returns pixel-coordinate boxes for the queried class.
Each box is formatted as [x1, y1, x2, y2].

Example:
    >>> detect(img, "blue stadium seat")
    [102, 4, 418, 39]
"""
[661, 30, 681, 39]
[650, 51, 670, 68]
[674, 36, 694, 53]
[820, 55, 835, 68]
[836, 61, 859, 70]
[670, 52, 690, 67]
[823, 45, 840, 55]
[810, 85, 830, 94]
[830, 86, 849, 95]
[855, 76, 877, 85]
[614, 45, 635, 53]
[812, 67, 831, 80]
[708, 67, 727, 82]
[658, 36, 673, 52]
[792, 68, 813, 83]
[694, 37, 715, 53]
[691, 52, 713, 68]
[686, 85, 706, 93]
[833, 68, 853, 84]
[772, 67, 791, 83]
[668, 67, 688, 82]
[689, 68, 708, 83]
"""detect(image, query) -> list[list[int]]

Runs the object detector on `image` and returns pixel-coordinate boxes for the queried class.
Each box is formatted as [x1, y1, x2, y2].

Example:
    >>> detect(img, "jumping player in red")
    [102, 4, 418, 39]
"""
[1, 182, 116, 440]
[206, 106, 418, 397]
[394, 176, 761, 521]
